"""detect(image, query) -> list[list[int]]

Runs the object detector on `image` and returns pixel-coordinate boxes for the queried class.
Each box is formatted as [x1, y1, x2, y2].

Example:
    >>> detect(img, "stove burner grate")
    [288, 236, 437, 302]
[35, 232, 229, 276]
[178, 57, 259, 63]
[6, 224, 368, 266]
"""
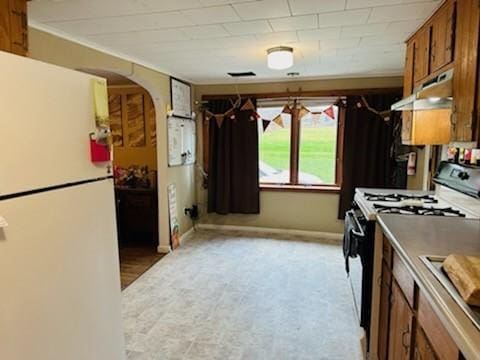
[373, 204, 466, 217]
[363, 192, 438, 203]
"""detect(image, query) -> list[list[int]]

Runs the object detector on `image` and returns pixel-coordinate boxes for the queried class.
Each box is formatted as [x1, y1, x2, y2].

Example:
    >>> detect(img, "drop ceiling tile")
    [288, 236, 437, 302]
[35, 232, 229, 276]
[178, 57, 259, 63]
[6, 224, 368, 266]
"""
[269, 15, 318, 32]
[181, 24, 231, 39]
[360, 33, 411, 46]
[45, 12, 192, 36]
[337, 43, 404, 56]
[297, 27, 342, 41]
[319, 37, 360, 50]
[88, 29, 191, 46]
[384, 19, 423, 35]
[199, 0, 257, 5]
[233, 0, 291, 20]
[317, 8, 371, 28]
[181, 5, 241, 25]
[136, 0, 203, 12]
[341, 22, 388, 37]
[223, 20, 273, 35]
[368, 2, 438, 23]
[255, 31, 299, 45]
[28, 0, 144, 22]
[346, 0, 404, 9]
[216, 35, 258, 48]
[288, 0, 346, 16]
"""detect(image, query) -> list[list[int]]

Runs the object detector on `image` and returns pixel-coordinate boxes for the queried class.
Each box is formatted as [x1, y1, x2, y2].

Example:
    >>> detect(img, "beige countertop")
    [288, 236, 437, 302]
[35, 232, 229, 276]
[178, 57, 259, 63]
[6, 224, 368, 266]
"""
[377, 215, 480, 360]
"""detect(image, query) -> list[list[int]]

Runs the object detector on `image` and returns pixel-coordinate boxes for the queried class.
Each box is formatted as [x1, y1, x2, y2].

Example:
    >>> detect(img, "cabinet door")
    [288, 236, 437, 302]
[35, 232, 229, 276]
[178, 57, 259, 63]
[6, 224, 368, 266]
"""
[404, 40, 415, 96]
[413, 28, 430, 85]
[378, 261, 392, 360]
[430, 1, 456, 73]
[388, 281, 414, 360]
[452, 0, 480, 141]
[414, 326, 438, 360]
[0, 0, 11, 52]
[8, 0, 27, 56]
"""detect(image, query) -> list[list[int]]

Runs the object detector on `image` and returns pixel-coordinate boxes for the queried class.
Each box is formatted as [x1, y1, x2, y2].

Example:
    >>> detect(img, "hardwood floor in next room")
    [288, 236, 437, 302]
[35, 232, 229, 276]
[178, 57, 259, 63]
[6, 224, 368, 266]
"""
[122, 230, 362, 360]
[119, 246, 166, 290]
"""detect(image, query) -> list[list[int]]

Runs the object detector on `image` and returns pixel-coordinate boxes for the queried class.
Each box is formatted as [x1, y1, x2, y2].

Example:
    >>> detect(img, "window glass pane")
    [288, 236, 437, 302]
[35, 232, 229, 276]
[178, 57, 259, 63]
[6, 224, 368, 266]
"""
[257, 106, 291, 184]
[298, 105, 338, 185]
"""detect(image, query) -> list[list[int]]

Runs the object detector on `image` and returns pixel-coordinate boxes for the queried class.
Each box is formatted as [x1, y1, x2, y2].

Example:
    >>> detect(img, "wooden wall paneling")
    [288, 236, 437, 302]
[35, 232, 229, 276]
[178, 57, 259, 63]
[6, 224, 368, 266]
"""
[108, 94, 123, 147]
[126, 93, 146, 147]
[452, 0, 480, 141]
[0, 0, 11, 52]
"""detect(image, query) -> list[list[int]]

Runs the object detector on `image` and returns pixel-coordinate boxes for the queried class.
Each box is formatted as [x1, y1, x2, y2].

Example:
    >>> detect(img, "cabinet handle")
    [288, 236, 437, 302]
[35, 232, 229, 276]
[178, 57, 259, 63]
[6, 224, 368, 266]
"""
[431, 40, 436, 64]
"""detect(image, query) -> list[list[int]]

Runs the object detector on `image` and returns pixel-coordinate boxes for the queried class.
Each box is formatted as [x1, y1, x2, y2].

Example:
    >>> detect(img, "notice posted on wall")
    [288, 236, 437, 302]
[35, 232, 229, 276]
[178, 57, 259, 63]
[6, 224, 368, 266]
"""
[167, 183, 180, 250]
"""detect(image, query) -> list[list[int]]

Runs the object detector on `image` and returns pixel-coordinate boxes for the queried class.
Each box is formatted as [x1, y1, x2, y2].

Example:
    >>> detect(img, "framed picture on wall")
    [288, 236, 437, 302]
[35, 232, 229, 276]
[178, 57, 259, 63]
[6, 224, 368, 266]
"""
[170, 77, 192, 119]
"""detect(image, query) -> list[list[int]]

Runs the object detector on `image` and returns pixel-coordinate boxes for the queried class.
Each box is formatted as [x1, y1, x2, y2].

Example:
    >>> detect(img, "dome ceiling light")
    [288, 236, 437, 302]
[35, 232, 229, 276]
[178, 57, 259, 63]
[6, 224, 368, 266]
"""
[267, 46, 294, 70]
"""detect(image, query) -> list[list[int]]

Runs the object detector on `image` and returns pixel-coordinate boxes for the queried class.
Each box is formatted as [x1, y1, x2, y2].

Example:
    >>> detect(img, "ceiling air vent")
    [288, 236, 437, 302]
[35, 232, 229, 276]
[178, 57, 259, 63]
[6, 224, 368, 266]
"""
[227, 71, 256, 77]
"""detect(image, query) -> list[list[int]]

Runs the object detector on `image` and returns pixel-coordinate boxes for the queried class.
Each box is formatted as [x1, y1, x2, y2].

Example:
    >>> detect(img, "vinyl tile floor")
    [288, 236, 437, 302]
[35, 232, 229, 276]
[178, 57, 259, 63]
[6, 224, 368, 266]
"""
[122, 230, 363, 360]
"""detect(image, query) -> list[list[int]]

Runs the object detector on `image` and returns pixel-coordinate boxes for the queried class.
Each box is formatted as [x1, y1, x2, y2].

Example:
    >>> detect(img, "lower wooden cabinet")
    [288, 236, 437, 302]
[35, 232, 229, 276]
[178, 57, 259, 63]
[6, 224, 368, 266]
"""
[414, 327, 438, 360]
[377, 242, 462, 360]
[388, 281, 414, 360]
[0, 0, 28, 56]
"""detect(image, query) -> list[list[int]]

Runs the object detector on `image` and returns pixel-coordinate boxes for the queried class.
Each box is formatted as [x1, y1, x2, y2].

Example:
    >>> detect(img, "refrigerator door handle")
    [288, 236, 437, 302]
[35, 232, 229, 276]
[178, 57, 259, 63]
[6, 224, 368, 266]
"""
[0, 216, 8, 228]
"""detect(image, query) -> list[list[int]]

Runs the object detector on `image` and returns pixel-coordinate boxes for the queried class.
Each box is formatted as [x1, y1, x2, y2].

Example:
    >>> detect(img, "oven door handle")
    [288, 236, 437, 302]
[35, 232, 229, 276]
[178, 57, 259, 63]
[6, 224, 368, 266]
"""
[346, 210, 365, 238]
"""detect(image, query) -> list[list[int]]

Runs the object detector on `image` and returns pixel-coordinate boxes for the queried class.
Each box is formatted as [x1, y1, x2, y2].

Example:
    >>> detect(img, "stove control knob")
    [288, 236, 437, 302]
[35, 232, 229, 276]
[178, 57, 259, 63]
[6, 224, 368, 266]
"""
[457, 171, 470, 180]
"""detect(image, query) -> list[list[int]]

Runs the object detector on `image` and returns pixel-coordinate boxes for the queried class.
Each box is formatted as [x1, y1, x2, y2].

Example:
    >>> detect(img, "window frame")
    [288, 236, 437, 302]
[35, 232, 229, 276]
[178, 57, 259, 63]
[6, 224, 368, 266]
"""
[201, 87, 402, 193]
[257, 98, 345, 191]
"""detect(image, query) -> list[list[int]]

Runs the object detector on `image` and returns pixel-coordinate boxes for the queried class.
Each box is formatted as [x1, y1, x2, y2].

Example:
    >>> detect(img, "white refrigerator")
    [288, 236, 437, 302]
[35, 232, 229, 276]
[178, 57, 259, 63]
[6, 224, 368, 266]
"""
[0, 52, 125, 359]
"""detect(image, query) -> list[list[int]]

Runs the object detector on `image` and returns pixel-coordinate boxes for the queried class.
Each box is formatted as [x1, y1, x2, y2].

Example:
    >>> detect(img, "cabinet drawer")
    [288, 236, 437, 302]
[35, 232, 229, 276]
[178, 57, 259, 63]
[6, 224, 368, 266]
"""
[383, 235, 393, 268]
[392, 252, 415, 308]
[418, 292, 459, 360]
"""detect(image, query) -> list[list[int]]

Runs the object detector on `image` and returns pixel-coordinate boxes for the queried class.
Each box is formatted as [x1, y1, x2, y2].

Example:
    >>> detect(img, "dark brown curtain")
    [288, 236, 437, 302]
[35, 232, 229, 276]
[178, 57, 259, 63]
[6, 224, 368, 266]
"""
[338, 93, 402, 219]
[207, 98, 260, 214]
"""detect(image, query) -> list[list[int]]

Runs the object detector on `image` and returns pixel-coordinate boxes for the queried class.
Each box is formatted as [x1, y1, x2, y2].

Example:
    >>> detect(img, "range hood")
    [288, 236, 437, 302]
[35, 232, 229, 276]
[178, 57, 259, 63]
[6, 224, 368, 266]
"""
[391, 69, 453, 111]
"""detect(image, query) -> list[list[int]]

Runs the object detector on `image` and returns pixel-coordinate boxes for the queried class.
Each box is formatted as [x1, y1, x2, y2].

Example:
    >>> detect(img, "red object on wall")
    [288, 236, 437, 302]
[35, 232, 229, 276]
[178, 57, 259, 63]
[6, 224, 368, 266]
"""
[90, 139, 111, 162]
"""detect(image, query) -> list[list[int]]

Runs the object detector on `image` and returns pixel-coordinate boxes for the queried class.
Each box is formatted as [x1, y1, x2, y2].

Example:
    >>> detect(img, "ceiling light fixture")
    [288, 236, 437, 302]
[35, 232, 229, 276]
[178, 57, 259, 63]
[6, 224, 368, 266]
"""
[267, 46, 294, 70]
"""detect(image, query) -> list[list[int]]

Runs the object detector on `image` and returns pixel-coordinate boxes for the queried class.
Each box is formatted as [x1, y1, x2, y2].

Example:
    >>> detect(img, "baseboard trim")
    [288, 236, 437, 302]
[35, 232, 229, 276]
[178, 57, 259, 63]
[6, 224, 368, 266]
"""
[179, 227, 195, 246]
[157, 227, 196, 253]
[157, 244, 171, 254]
[196, 224, 343, 244]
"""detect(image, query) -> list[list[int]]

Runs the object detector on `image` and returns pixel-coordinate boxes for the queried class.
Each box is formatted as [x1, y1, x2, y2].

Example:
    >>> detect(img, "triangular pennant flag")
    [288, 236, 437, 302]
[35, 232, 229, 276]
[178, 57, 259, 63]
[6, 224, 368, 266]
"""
[262, 119, 271, 132]
[240, 98, 255, 111]
[215, 114, 225, 128]
[272, 114, 284, 128]
[281, 104, 292, 114]
[323, 105, 335, 120]
[298, 105, 310, 119]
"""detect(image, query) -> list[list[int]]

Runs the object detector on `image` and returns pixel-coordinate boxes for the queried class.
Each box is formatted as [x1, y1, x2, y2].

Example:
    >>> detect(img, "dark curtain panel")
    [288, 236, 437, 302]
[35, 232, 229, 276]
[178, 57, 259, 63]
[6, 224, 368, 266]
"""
[338, 93, 402, 219]
[207, 98, 260, 214]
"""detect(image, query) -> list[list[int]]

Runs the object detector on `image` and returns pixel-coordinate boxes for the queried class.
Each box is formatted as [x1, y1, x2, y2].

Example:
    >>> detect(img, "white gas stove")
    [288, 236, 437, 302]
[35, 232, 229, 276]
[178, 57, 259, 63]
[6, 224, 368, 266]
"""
[354, 186, 480, 221]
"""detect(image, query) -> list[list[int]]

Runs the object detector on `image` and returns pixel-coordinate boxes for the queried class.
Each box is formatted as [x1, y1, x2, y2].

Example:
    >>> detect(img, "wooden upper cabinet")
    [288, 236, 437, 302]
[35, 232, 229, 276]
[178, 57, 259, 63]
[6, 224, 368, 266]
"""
[388, 281, 414, 360]
[404, 40, 415, 97]
[0, 0, 28, 56]
[452, 0, 480, 142]
[413, 27, 430, 86]
[429, 1, 456, 74]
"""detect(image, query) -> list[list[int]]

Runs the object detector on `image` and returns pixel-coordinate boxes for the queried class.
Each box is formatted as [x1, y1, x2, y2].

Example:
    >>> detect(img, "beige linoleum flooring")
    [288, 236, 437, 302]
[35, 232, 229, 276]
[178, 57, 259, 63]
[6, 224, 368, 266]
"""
[122, 230, 363, 360]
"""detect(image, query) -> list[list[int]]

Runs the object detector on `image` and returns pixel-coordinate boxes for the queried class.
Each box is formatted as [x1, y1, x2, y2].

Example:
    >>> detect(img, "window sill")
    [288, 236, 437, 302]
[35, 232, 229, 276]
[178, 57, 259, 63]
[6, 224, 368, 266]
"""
[260, 184, 341, 194]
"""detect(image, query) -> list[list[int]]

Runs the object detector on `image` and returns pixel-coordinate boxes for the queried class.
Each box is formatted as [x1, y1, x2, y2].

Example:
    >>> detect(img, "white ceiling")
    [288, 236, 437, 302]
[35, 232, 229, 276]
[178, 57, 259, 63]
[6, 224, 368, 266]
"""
[28, 0, 441, 84]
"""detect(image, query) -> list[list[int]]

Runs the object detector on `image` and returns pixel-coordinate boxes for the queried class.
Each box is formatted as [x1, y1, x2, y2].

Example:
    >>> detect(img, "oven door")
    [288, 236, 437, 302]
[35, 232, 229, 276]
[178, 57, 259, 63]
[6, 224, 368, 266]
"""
[344, 207, 375, 345]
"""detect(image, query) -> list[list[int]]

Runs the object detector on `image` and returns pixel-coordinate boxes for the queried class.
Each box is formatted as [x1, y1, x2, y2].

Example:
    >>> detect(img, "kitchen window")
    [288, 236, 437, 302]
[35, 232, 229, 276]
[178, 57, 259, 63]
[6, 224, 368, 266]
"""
[257, 97, 344, 189]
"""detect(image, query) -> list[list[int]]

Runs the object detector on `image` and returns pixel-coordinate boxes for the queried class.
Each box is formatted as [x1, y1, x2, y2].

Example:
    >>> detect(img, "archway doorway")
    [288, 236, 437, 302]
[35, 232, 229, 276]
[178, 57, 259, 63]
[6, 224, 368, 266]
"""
[82, 69, 165, 289]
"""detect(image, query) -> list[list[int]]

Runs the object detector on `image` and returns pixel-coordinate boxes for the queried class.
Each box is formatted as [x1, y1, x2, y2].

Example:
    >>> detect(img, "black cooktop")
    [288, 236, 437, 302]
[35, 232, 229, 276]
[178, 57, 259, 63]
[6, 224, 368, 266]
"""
[363, 192, 438, 203]
[373, 204, 466, 217]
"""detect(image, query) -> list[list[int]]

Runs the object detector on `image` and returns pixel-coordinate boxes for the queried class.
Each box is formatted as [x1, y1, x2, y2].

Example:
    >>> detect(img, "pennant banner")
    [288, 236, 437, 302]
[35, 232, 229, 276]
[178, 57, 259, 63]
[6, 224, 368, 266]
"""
[240, 98, 255, 111]
[215, 114, 225, 128]
[298, 105, 310, 119]
[262, 119, 271, 132]
[281, 104, 292, 115]
[323, 105, 335, 120]
[272, 114, 284, 128]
